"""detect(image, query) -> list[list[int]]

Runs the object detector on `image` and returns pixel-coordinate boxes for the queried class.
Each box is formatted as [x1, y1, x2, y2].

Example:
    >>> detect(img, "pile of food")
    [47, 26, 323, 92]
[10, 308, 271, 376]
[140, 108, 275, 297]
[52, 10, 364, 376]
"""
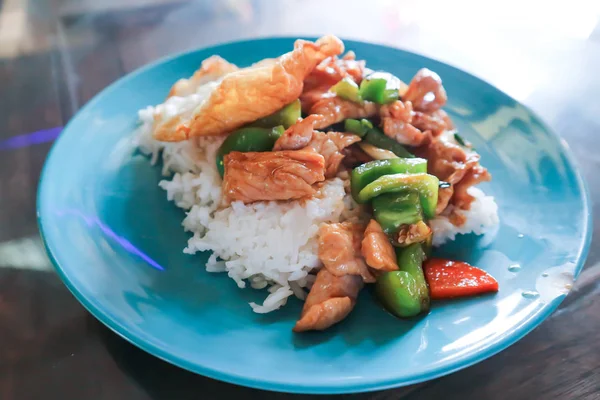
[135, 35, 499, 332]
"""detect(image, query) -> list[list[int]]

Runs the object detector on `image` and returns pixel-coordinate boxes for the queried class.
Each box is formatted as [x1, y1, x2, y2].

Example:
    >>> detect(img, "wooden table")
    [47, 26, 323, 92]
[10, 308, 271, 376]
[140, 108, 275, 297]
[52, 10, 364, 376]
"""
[1, 1, 599, 398]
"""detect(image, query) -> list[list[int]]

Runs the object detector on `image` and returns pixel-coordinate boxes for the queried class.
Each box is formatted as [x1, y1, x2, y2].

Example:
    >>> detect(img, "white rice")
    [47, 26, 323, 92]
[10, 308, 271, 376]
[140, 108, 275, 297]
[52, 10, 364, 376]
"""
[134, 93, 499, 313]
[429, 187, 499, 246]
[184, 178, 352, 313]
[135, 99, 361, 313]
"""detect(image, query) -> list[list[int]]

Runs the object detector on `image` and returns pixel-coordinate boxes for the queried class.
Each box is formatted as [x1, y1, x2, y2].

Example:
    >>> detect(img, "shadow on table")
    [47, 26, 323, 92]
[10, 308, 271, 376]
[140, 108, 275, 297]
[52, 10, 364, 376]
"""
[95, 315, 415, 400]
[95, 317, 296, 400]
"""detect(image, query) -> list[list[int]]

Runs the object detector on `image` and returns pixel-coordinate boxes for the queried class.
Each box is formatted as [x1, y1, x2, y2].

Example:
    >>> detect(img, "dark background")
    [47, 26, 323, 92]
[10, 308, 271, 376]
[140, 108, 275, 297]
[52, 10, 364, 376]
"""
[1, 1, 599, 399]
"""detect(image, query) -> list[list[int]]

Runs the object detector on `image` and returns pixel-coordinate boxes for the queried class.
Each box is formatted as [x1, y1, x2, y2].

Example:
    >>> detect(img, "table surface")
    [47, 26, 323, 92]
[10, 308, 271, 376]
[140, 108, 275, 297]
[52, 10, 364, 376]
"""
[2, 0, 600, 399]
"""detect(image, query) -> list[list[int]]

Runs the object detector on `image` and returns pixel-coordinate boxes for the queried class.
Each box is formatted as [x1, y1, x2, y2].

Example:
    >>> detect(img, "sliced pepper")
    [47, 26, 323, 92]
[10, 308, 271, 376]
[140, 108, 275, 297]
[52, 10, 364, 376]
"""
[364, 128, 414, 158]
[356, 172, 439, 219]
[423, 258, 499, 300]
[351, 158, 427, 201]
[331, 77, 362, 103]
[359, 72, 401, 104]
[375, 243, 429, 318]
[372, 192, 423, 235]
[422, 233, 433, 258]
[375, 271, 422, 318]
[344, 118, 373, 137]
[397, 243, 430, 312]
[251, 99, 301, 129]
[361, 119, 374, 130]
[454, 132, 467, 147]
[216, 126, 284, 177]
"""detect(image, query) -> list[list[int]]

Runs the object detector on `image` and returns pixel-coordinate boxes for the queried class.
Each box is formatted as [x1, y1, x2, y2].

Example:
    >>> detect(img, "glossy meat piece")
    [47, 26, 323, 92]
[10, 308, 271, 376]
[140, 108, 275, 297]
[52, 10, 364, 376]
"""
[380, 100, 430, 146]
[436, 109, 454, 130]
[295, 297, 354, 332]
[309, 132, 347, 179]
[415, 134, 490, 216]
[300, 53, 366, 114]
[328, 130, 362, 151]
[299, 89, 336, 114]
[310, 96, 378, 129]
[168, 55, 238, 98]
[154, 35, 344, 141]
[381, 98, 412, 121]
[274, 117, 360, 178]
[436, 186, 454, 215]
[293, 269, 363, 332]
[412, 110, 449, 137]
[303, 52, 365, 93]
[403, 68, 447, 113]
[342, 144, 373, 168]
[273, 115, 322, 151]
[453, 164, 491, 210]
[423, 139, 479, 184]
[309, 131, 361, 178]
[361, 219, 398, 271]
[222, 150, 325, 204]
[318, 222, 375, 283]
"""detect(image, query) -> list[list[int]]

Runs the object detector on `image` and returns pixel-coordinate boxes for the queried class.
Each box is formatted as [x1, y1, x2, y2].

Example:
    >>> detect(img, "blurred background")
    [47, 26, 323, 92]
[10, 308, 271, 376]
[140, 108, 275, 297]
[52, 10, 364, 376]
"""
[1, 1, 600, 399]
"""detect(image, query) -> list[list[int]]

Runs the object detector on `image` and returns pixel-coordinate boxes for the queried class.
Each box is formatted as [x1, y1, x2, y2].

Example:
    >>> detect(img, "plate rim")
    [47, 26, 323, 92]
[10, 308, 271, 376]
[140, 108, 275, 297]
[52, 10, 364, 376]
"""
[37, 36, 593, 394]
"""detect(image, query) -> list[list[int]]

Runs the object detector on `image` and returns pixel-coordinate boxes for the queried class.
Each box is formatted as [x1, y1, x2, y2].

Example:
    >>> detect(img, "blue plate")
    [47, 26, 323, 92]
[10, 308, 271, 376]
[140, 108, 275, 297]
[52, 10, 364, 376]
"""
[38, 38, 592, 394]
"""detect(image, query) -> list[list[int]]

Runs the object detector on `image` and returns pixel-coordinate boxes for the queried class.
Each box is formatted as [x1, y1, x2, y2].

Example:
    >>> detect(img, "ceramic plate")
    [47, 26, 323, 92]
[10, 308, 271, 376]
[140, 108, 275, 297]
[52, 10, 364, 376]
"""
[38, 38, 592, 394]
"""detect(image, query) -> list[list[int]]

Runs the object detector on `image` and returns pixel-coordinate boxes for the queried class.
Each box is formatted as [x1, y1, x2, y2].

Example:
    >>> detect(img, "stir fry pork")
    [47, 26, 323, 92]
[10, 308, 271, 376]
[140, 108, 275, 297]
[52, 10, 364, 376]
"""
[304, 51, 366, 91]
[299, 51, 380, 128]
[379, 100, 430, 147]
[318, 222, 375, 283]
[274, 115, 361, 178]
[310, 97, 378, 129]
[403, 68, 447, 113]
[293, 269, 363, 332]
[411, 110, 452, 137]
[222, 150, 325, 204]
[376, 67, 489, 218]
[415, 136, 491, 219]
[452, 164, 491, 210]
[273, 115, 321, 151]
[361, 219, 398, 272]
[300, 52, 366, 113]
[294, 222, 374, 332]
[308, 131, 361, 177]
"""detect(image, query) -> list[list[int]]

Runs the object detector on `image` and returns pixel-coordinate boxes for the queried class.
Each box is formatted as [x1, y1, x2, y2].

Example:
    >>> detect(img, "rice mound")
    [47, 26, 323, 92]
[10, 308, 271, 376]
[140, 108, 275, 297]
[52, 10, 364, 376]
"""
[134, 100, 499, 313]
[429, 187, 499, 246]
[135, 103, 360, 312]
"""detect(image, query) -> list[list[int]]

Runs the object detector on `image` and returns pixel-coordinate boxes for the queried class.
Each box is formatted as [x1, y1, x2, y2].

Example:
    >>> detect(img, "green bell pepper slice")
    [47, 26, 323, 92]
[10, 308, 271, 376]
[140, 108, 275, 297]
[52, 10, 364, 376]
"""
[350, 158, 427, 201]
[331, 77, 362, 103]
[422, 232, 433, 258]
[375, 243, 430, 319]
[364, 128, 414, 158]
[375, 271, 422, 318]
[216, 126, 284, 177]
[251, 99, 301, 129]
[372, 192, 423, 235]
[397, 243, 430, 313]
[359, 72, 401, 104]
[344, 118, 373, 137]
[356, 173, 439, 219]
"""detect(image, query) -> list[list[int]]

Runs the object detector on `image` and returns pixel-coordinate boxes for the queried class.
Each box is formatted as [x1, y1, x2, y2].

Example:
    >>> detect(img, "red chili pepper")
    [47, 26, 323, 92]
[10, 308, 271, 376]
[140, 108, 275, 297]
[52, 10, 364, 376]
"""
[423, 258, 499, 300]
